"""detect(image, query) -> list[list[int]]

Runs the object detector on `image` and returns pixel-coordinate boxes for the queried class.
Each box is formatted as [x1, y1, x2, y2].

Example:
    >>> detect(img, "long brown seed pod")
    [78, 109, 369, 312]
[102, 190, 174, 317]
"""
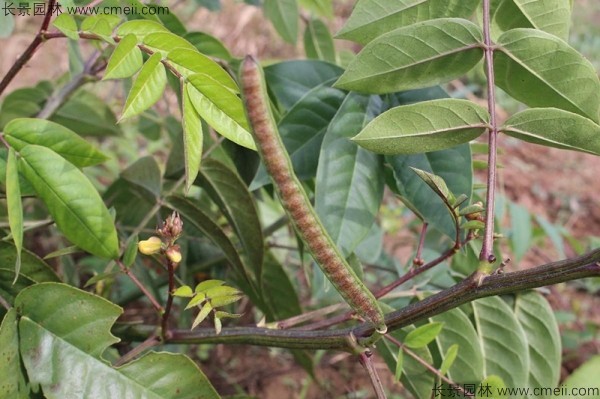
[240, 55, 386, 333]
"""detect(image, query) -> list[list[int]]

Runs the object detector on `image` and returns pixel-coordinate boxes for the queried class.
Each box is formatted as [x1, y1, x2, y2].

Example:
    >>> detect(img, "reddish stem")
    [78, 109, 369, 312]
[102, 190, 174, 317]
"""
[117, 260, 163, 313]
[359, 350, 388, 399]
[161, 260, 176, 340]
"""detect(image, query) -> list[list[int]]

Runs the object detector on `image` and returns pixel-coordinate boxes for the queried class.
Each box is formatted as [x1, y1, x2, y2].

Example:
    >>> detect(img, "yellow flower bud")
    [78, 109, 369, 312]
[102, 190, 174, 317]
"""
[166, 246, 182, 264]
[138, 236, 162, 255]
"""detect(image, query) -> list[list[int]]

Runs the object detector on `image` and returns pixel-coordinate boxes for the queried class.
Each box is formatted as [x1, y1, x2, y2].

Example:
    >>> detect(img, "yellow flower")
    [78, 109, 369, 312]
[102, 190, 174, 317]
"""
[138, 236, 162, 255]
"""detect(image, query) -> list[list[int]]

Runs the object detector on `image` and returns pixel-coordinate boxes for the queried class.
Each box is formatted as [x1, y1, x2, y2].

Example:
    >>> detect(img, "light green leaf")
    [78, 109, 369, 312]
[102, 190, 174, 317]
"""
[173, 285, 194, 297]
[195, 280, 226, 293]
[122, 235, 138, 267]
[404, 322, 444, 349]
[509, 202, 532, 262]
[185, 80, 255, 150]
[142, 31, 197, 57]
[43, 245, 82, 260]
[53, 13, 78, 40]
[104, 34, 143, 80]
[431, 308, 484, 383]
[264, 0, 299, 43]
[210, 294, 243, 308]
[184, 31, 232, 61]
[560, 356, 600, 399]
[515, 292, 561, 397]
[304, 18, 336, 63]
[315, 93, 383, 256]
[0, 309, 28, 398]
[394, 350, 404, 382]
[197, 159, 264, 283]
[116, 20, 169, 40]
[80, 15, 117, 43]
[439, 344, 459, 376]
[4, 118, 109, 167]
[120, 52, 167, 120]
[490, 0, 571, 41]
[299, 0, 333, 18]
[472, 297, 529, 389]
[480, 375, 508, 399]
[19, 145, 119, 259]
[335, 18, 484, 94]
[192, 302, 213, 329]
[182, 84, 203, 192]
[167, 48, 238, 92]
[336, 0, 479, 44]
[6, 148, 22, 283]
[16, 283, 220, 399]
[353, 99, 489, 154]
[495, 28, 600, 123]
[501, 108, 600, 156]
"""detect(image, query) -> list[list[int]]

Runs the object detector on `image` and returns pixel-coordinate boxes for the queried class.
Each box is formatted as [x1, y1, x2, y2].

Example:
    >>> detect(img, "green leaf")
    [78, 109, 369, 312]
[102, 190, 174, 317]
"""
[192, 302, 213, 329]
[264, 0, 299, 43]
[480, 375, 508, 399]
[168, 48, 237, 92]
[104, 34, 143, 80]
[461, 220, 485, 230]
[6, 148, 22, 283]
[19, 145, 119, 259]
[122, 236, 138, 267]
[53, 13, 78, 40]
[509, 202, 532, 262]
[439, 344, 459, 376]
[490, 0, 571, 41]
[197, 159, 264, 283]
[353, 99, 488, 154]
[501, 108, 600, 155]
[186, 79, 255, 150]
[304, 18, 336, 63]
[184, 32, 232, 61]
[514, 292, 561, 396]
[120, 52, 167, 121]
[142, 31, 197, 57]
[394, 350, 404, 382]
[336, 0, 479, 44]
[264, 60, 343, 110]
[0, 309, 27, 398]
[404, 322, 444, 349]
[0, 242, 59, 284]
[173, 285, 194, 297]
[315, 93, 383, 256]
[431, 308, 484, 383]
[196, 280, 226, 293]
[251, 85, 347, 189]
[181, 84, 203, 192]
[51, 89, 121, 137]
[472, 297, 529, 389]
[261, 252, 302, 320]
[80, 15, 118, 43]
[4, 118, 109, 167]
[121, 156, 162, 199]
[495, 28, 600, 123]
[43, 245, 82, 260]
[16, 283, 220, 399]
[559, 356, 600, 399]
[116, 19, 169, 40]
[334, 18, 484, 94]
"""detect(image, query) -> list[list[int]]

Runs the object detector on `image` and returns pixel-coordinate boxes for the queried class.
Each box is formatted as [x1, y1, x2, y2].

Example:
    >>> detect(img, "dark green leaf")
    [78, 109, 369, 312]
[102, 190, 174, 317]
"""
[251, 85, 346, 189]
[304, 18, 336, 63]
[0, 309, 27, 398]
[355, 99, 488, 155]
[104, 34, 143, 80]
[495, 28, 600, 123]
[336, 0, 480, 44]
[264, 60, 343, 110]
[120, 52, 167, 121]
[501, 108, 600, 155]
[0, 87, 49, 129]
[514, 292, 561, 394]
[19, 145, 119, 259]
[182, 84, 203, 192]
[43, 245, 82, 260]
[315, 93, 383, 256]
[335, 18, 484, 94]
[5, 118, 109, 167]
[261, 252, 302, 320]
[264, 0, 299, 43]
[6, 148, 22, 283]
[197, 159, 264, 283]
[121, 156, 162, 199]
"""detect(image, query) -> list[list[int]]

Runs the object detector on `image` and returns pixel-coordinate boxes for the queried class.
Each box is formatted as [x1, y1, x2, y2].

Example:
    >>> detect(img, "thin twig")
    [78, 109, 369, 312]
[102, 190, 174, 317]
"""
[480, 0, 500, 263]
[413, 222, 428, 266]
[359, 350, 388, 399]
[114, 334, 160, 367]
[116, 260, 163, 313]
[0, 0, 57, 96]
[161, 260, 176, 340]
[276, 303, 345, 329]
